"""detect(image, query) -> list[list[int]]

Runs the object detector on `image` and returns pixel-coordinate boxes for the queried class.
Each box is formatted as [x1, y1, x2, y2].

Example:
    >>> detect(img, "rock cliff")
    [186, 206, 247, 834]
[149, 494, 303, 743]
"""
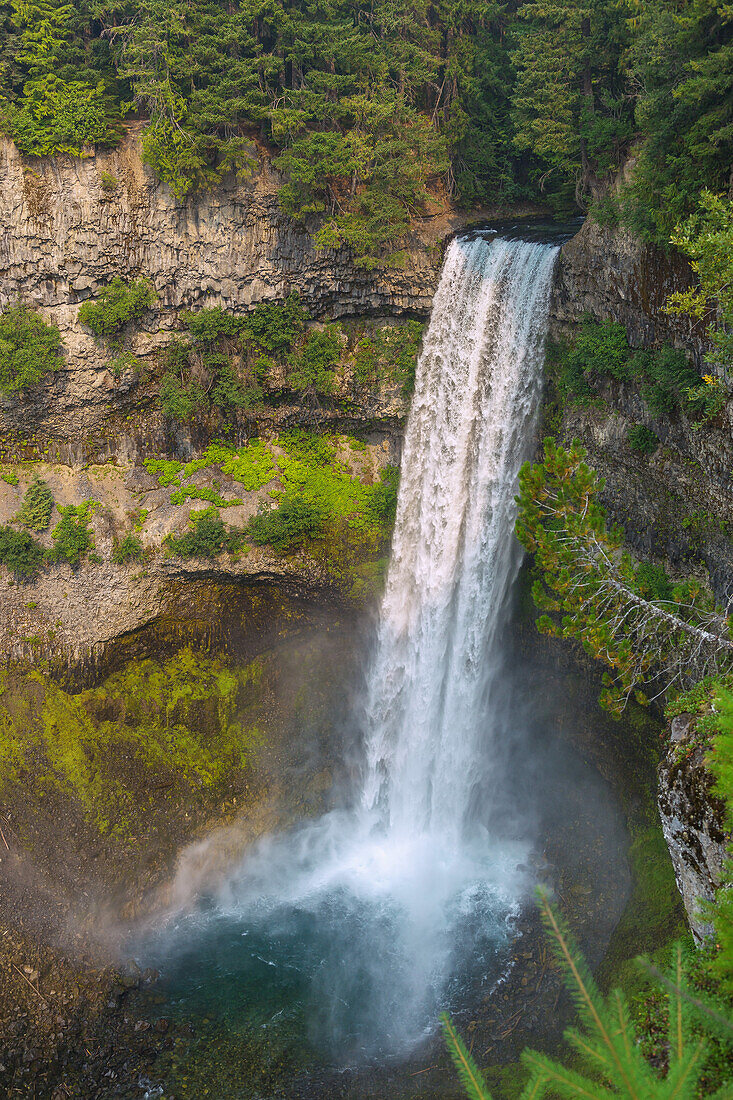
[658, 713, 729, 941]
[549, 217, 733, 606]
[0, 128, 456, 459]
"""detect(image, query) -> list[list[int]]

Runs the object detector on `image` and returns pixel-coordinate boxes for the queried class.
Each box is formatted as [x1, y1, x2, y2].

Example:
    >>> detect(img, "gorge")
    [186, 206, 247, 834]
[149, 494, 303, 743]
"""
[0, 140, 730, 1097]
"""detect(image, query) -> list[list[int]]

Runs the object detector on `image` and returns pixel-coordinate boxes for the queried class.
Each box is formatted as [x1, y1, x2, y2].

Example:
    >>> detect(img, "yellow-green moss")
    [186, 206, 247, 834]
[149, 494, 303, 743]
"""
[0, 649, 266, 838]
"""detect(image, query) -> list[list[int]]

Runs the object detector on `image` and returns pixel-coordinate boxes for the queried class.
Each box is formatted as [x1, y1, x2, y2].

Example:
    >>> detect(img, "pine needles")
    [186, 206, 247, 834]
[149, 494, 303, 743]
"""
[443, 891, 733, 1100]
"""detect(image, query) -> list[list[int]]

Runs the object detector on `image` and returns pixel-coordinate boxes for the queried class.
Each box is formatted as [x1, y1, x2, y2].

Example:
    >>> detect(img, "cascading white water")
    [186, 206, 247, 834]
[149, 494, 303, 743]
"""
[361, 235, 559, 840]
[146, 232, 561, 1064]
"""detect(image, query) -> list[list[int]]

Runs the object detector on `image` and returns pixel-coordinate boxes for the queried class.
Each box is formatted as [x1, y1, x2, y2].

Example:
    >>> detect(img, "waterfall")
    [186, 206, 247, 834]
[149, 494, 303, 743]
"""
[361, 235, 559, 840]
[145, 231, 561, 1065]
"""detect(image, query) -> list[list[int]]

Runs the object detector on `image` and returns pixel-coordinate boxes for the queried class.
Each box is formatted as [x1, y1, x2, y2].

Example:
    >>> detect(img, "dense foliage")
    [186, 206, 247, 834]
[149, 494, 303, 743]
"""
[2, 0, 729, 260]
[158, 298, 422, 422]
[49, 502, 96, 566]
[0, 304, 63, 394]
[667, 192, 733, 374]
[15, 477, 54, 530]
[78, 277, 155, 340]
[548, 317, 723, 425]
[0, 523, 44, 577]
[516, 438, 733, 712]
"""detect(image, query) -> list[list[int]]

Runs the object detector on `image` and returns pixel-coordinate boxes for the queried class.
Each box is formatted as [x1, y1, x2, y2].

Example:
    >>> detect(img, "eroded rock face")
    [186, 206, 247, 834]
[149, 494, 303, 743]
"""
[0, 128, 463, 455]
[658, 714, 729, 942]
[547, 218, 733, 604]
[549, 217, 706, 361]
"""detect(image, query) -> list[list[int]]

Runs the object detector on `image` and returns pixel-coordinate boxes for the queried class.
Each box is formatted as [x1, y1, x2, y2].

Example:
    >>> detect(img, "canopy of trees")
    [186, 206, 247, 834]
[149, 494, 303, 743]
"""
[0, 0, 729, 260]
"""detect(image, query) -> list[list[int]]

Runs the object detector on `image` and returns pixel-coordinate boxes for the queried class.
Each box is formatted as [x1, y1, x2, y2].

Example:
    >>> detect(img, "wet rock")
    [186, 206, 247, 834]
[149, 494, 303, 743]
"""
[658, 725, 729, 942]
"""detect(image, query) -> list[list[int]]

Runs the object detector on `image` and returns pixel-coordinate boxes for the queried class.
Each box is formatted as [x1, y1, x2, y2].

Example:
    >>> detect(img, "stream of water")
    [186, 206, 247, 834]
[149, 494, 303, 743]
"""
[139, 232, 562, 1087]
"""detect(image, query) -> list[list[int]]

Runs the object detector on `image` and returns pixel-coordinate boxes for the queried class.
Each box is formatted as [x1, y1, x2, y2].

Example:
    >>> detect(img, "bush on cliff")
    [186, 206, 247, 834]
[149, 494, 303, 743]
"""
[166, 508, 232, 558]
[0, 305, 63, 394]
[78, 278, 155, 341]
[0, 525, 44, 578]
[15, 478, 54, 530]
[49, 503, 96, 567]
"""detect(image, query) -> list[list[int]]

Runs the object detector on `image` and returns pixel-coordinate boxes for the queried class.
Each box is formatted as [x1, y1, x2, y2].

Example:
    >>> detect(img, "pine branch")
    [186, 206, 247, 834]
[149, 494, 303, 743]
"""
[441, 1013, 493, 1100]
[537, 892, 649, 1099]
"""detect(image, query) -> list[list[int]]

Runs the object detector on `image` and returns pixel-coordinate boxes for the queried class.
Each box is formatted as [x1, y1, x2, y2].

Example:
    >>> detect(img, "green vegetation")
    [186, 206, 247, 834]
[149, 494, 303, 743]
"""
[286, 327, 341, 398]
[78, 277, 155, 342]
[549, 318, 713, 423]
[2, 0, 727, 261]
[0, 651, 264, 837]
[1, 0, 121, 157]
[516, 439, 733, 713]
[245, 430, 398, 555]
[150, 430, 398, 587]
[444, 896, 733, 1100]
[667, 192, 733, 375]
[111, 533, 145, 564]
[0, 304, 63, 394]
[160, 297, 307, 422]
[159, 299, 422, 423]
[166, 507, 234, 559]
[247, 497, 323, 553]
[0, 524, 43, 578]
[168, 485, 242, 508]
[706, 688, 733, 994]
[352, 321, 423, 394]
[15, 477, 53, 530]
[49, 502, 96, 567]
[627, 424, 659, 456]
[0, 469, 18, 486]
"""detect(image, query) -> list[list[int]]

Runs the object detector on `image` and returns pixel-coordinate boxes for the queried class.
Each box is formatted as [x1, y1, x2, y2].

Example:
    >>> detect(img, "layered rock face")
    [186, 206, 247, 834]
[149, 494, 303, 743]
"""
[658, 714, 729, 941]
[550, 217, 706, 361]
[549, 217, 733, 606]
[0, 128, 459, 456]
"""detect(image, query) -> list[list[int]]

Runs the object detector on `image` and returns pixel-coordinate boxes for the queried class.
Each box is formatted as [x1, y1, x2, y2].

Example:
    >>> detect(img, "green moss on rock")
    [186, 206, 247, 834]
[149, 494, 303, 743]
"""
[0, 649, 265, 839]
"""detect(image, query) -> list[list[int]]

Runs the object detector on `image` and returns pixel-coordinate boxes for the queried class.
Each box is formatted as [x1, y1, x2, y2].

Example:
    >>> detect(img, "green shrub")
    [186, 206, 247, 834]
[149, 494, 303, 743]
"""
[169, 485, 242, 507]
[78, 278, 155, 339]
[181, 307, 242, 342]
[143, 458, 184, 487]
[16, 478, 54, 531]
[111, 534, 145, 564]
[240, 294, 308, 354]
[635, 561, 674, 602]
[286, 327, 341, 396]
[0, 470, 19, 486]
[246, 496, 324, 552]
[8, 76, 120, 158]
[638, 346, 699, 417]
[99, 171, 118, 192]
[0, 305, 63, 394]
[0, 525, 44, 578]
[280, 429, 336, 467]
[553, 319, 705, 422]
[204, 440, 277, 490]
[49, 503, 96, 567]
[369, 466, 400, 529]
[352, 322, 423, 394]
[627, 424, 659, 455]
[167, 508, 229, 558]
[556, 319, 632, 400]
[210, 360, 263, 412]
[159, 371, 207, 422]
